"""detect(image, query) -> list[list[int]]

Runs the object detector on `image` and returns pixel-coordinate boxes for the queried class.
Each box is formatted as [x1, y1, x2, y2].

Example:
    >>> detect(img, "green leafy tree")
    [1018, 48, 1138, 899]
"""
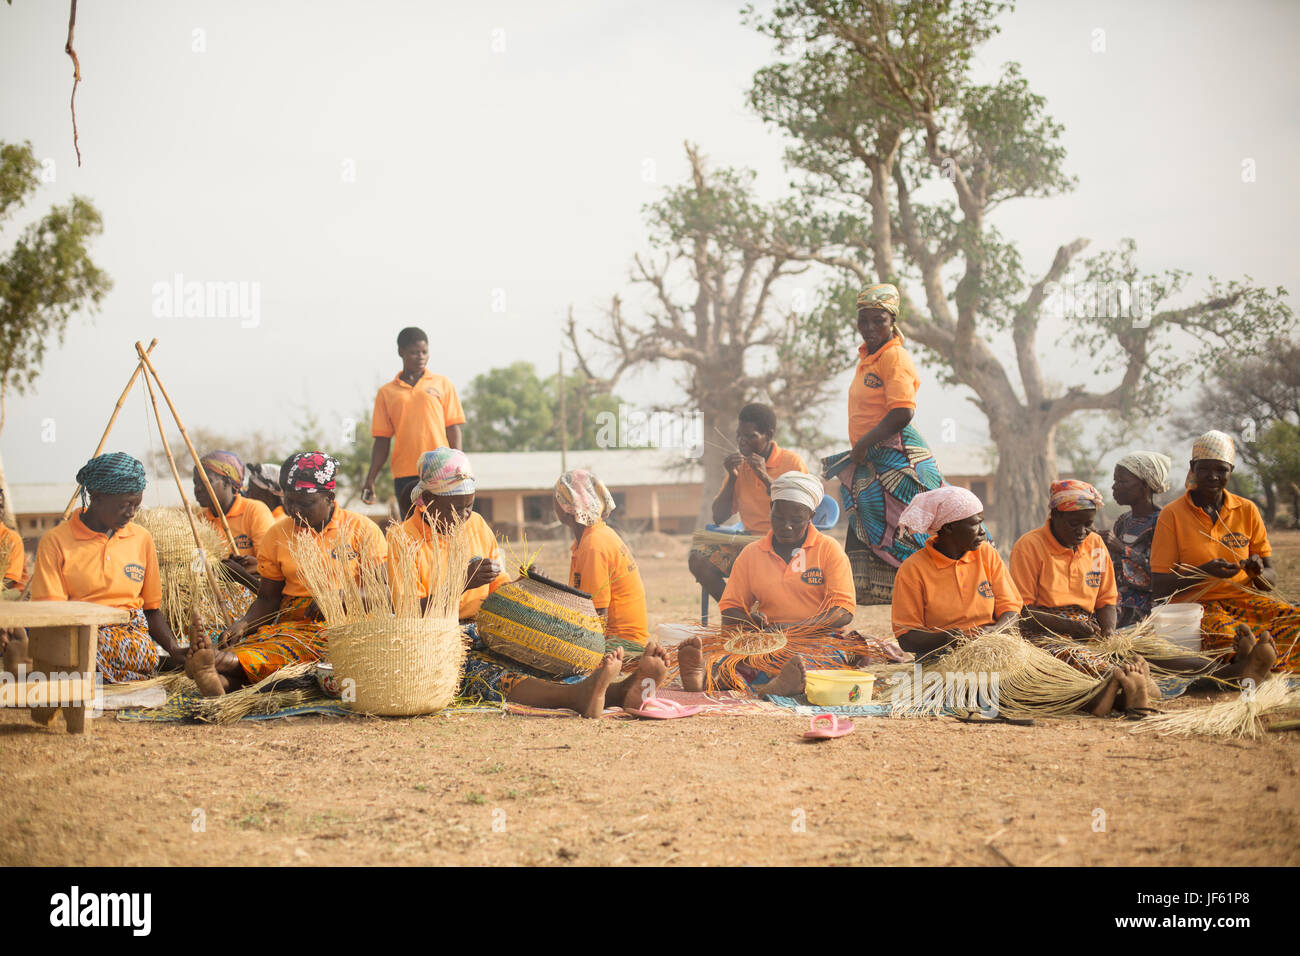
[743, 1, 1293, 540]
[465, 361, 623, 452]
[0, 140, 112, 526]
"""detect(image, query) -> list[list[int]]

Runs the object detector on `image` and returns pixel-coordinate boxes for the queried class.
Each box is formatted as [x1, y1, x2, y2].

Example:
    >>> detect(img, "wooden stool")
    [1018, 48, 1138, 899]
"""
[0, 601, 128, 735]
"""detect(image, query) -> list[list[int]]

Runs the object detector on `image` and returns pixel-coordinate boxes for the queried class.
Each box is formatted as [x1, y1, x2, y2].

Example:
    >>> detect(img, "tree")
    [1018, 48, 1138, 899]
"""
[0, 139, 112, 526]
[292, 407, 392, 508]
[149, 427, 282, 480]
[464, 362, 623, 453]
[744, 0, 1293, 540]
[567, 142, 853, 523]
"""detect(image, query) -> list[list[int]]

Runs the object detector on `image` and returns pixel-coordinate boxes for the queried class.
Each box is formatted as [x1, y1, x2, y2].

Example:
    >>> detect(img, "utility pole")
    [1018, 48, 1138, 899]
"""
[558, 351, 568, 473]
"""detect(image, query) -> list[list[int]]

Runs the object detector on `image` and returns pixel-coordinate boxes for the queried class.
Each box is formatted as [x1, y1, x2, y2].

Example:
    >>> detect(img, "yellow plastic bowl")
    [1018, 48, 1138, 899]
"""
[804, 669, 876, 706]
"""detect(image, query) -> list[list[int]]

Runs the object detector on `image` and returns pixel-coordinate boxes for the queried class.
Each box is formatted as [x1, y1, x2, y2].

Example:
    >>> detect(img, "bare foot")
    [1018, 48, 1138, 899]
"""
[186, 629, 227, 698]
[575, 649, 623, 719]
[1089, 668, 1123, 716]
[759, 656, 806, 698]
[1238, 630, 1277, 689]
[677, 636, 707, 692]
[1116, 657, 1150, 712]
[616, 646, 669, 711]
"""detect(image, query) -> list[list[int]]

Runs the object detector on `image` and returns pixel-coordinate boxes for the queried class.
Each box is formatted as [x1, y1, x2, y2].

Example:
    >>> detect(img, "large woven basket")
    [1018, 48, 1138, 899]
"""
[325, 616, 468, 716]
[476, 570, 606, 676]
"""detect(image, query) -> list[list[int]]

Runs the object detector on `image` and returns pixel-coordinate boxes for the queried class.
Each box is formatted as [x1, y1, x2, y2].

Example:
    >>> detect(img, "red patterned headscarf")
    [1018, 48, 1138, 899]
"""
[280, 452, 339, 494]
[1049, 479, 1103, 512]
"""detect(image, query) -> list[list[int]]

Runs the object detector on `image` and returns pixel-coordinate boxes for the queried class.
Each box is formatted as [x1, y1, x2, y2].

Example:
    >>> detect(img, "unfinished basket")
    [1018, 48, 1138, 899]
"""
[476, 569, 606, 676]
[325, 616, 468, 716]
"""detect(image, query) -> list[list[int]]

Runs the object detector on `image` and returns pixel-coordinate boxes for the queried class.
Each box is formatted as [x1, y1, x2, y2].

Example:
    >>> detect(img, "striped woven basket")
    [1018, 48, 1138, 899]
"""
[476, 570, 606, 676]
[325, 616, 468, 716]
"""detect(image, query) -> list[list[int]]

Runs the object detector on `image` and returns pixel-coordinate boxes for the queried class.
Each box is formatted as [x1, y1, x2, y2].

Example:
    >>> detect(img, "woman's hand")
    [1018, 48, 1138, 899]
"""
[849, 436, 872, 466]
[1067, 617, 1102, 640]
[724, 452, 744, 477]
[1199, 558, 1241, 579]
[466, 557, 502, 590]
[219, 618, 249, 649]
[744, 453, 772, 487]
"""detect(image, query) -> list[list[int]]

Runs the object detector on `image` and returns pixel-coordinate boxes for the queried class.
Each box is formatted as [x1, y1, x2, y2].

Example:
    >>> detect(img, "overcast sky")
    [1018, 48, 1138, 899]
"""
[2, 0, 1297, 486]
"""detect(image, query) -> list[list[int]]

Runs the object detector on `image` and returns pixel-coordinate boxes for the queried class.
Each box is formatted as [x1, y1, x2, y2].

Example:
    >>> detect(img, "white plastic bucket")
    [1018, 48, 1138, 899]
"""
[656, 623, 705, 647]
[1150, 603, 1204, 652]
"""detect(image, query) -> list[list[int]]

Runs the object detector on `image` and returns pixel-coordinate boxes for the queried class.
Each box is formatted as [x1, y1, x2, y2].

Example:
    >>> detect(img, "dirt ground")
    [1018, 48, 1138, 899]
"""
[1, 529, 1298, 867]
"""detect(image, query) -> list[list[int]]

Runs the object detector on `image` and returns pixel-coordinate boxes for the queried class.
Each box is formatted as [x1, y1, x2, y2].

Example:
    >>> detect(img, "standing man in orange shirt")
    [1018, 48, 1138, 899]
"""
[688, 403, 809, 603]
[363, 327, 465, 521]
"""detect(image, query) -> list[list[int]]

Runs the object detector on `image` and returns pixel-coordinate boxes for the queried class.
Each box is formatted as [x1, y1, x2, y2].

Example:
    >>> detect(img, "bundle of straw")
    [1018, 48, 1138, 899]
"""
[135, 507, 235, 638]
[890, 619, 1106, 718]
[1092, 617, 1227, 677]
[146, 660, 321, 723]
[289, 517, 474, 716]
[1130, 676, 1300, 740]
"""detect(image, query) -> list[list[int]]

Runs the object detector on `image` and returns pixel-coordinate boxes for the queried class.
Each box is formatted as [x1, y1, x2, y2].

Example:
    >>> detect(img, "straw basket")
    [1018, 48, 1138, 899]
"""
[476, 570, 606, 676]
[325, 616, 468, 716]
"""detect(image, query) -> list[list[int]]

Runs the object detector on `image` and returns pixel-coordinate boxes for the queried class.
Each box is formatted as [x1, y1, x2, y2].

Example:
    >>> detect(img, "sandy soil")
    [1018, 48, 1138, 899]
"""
[1, 530, 1298, 867]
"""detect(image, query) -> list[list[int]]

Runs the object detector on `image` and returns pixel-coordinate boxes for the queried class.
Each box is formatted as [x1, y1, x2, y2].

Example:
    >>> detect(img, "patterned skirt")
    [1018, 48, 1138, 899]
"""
[1019, 605, 1113, 679]
[459, 623, 538, 703]
[824, 423, 947, 570]
[97, 609, 162, 684]
[1199, 595, 1300, 672]
[231, 596, 326, 683]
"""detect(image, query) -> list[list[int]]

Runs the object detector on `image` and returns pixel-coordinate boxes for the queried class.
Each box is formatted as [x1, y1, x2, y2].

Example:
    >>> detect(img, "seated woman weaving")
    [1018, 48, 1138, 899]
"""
[29, 453, 184, 682]
[1149, 430, 1290, 678]
[553, 469, 650, 653]
[401, 449, 670, 717]
[891, 487, 1155, 716]
[186, 452, 386, 696]
[678, 472, 858, 698]
[1101, 452, 1172, 627]
[192, 450, 275, 595]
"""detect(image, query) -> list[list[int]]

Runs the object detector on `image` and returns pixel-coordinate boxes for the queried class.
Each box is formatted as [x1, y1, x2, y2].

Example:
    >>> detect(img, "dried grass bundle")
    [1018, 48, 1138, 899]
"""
[1130, 676, 1300, 740]
[135, 507, 236, 637]
[1092, 617, 1228, 676]
[890, 618, 1105, 718]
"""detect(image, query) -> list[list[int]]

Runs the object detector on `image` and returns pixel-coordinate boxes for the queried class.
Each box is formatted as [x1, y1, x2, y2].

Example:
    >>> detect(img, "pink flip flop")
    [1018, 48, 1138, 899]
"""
[627, 697, 703, 719]
[803, 713, 855, 740]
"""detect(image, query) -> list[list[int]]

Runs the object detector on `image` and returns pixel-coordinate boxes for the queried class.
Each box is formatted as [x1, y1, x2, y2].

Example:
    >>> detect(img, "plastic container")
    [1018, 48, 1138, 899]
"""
[804, 669, 876, 706]
[1150, 603, 1204, 652]
[656, 623, 705, 647]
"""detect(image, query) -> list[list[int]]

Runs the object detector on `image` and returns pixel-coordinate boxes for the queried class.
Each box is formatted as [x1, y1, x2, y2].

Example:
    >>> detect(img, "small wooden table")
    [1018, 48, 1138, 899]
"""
[0, 601, 129, 735]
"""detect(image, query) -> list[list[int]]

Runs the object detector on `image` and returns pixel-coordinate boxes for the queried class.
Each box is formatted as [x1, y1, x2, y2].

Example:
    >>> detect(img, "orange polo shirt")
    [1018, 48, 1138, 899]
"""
[1150, 491, 1271, 603]
[372, 370, 466, 478]
[257, 507, 387, 598]
[848, 334, 920, 446]
[271, 506, 286, 520]
[30, 511, 162, 611]
[203, 494, 275, 557]
[1, 524, 25, 586]
[570, 520, 649, 645]
[398, 507, 511, 620]
[721, 442, 810, 534]
[1010, 523, 1118, 613]
[718, 525, 855, 625]
[892, 541, 1022, 637]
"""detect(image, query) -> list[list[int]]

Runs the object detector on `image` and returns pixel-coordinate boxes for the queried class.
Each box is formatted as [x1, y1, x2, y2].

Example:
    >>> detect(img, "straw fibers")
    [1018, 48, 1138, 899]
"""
[144, 661, 320, 723]
[890, 618, 1105, 718]
[289, 516, 474, 716]
[135, 507, 236, 637]
[1130, 675, 1300, 740]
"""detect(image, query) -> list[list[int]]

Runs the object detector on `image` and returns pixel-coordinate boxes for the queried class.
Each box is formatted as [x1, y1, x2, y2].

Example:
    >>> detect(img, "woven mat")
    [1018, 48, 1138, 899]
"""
[503, 686, 785, 719]
[114, 687, 502, 723]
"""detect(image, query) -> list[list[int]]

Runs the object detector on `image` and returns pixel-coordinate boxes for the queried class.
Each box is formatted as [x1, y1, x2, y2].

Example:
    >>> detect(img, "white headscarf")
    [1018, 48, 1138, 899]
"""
[1116, 451, 1172, 493]
[769, 472, 824, 513]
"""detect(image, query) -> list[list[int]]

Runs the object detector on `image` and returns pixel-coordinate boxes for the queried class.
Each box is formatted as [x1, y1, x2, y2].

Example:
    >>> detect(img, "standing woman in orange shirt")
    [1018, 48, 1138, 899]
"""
[824, 284, 948, 604]
[29, 453, 184, 682]
[553, 469, 650, 652]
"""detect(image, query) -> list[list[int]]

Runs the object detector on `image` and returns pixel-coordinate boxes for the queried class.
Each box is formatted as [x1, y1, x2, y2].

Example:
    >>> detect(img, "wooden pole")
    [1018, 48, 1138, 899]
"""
[61, 338, 158, 520]
[558, 351, 567, 474]
[136, 356, 234, 628]
[133, 342, 238, 554]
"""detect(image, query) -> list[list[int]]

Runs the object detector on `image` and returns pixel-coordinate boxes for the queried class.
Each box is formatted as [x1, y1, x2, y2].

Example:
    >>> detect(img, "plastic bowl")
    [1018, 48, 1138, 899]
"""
[804, 669, 876, 706]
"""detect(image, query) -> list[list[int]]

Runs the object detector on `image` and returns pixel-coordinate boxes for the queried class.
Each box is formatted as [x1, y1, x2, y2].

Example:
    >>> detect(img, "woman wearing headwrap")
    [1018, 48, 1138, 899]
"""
[1151, 431, 1293, 675]
[29, 453, 184, 682]
[678, 472, 861, 698]
[192, 450, 275, 595]
[1009, 480, 1121, 678]
[553, 469, 649, 651]
[396, 450, 671, 717]
[822, 283, 949, 605]
[185, 452, 387, 696]
[1102, 451, 1172, 627]
[244, 463, 285, 519]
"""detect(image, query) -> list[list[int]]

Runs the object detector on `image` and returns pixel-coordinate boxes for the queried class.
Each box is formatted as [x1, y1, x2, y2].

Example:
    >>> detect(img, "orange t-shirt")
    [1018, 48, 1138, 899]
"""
[371, 370, 466, 478]
[1150, 491, 1271, 603]
[718, 525, 855, 625]
[569, 520, 649, 645]
[891, 541, 1022, 637]
[30, 511, 162, 611]
[257, 507, 387, 598]
[1, 524, 25, 586]
[398, 507, 511, 620]
[203, 494, 275, 557]
[720, 442, 810, 534]
[848, 335, 920, 446]
[1009, 523, 1118, 613]
[270, 506, 286, 520]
